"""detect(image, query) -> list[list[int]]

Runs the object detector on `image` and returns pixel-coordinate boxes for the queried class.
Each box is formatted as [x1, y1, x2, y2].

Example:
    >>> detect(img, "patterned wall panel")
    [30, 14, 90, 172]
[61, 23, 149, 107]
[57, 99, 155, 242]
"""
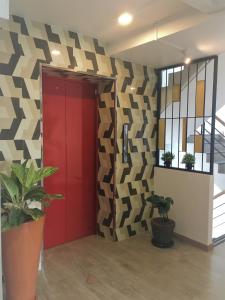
[115, 66, 157, 241]
[0, 15, 157, 241]
[97, 81, 115, 239]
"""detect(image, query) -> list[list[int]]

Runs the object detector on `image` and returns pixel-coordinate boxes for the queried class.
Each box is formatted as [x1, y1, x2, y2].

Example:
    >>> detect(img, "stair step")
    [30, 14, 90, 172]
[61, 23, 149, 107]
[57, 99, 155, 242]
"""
[206, 153, 225, 163]
[187, 134, 225, 144]
[204, 143, 225, 153]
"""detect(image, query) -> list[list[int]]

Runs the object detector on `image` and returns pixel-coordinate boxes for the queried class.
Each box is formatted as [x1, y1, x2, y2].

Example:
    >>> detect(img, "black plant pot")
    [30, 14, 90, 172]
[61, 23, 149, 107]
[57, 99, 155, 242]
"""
[164, 161, 171, 168]
[151, 217, 175, 248]
[185, 163, 193, 171]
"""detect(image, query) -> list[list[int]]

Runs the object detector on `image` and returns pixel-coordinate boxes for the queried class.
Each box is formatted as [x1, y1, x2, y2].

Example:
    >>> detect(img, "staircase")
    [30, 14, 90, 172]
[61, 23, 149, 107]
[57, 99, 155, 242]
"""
[213, 191, 225, 244]
[187, 131, 225, 175]
[206, 123, 225, 242]
[159, 59, 225, 243]
[187, 116, 225, 242]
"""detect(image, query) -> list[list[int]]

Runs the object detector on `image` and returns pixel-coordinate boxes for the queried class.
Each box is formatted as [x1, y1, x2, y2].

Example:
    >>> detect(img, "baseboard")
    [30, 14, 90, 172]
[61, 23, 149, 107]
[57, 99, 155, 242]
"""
[174, 233, 213, 251]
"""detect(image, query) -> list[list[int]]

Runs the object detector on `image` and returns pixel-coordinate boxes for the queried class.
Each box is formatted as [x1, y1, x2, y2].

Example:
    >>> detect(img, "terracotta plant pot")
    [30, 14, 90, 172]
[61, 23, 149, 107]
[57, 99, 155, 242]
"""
[151, 217, 175, 248]
[2, 217, 45, 300]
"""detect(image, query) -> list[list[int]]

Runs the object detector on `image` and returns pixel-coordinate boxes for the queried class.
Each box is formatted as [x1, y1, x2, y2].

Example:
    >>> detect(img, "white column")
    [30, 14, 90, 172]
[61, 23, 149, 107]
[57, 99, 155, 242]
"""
[0, 0, 9, 20]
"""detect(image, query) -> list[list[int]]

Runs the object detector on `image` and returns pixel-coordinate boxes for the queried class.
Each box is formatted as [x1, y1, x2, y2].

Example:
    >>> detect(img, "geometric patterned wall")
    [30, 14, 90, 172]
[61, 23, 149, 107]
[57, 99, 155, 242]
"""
[97, 81, 116, 239]
[115, 67, 157, 241]
[0, 15, 157, 241]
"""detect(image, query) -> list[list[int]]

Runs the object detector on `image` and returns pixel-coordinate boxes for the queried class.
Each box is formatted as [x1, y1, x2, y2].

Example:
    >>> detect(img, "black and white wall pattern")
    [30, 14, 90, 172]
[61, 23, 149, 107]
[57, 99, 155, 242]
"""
[0, 15, 157, 241]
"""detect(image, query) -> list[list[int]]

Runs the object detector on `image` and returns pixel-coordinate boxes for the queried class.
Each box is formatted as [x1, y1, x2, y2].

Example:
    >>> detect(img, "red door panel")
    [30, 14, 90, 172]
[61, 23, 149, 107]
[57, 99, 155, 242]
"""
[43, 75, 97, 249]
[66, 80, 97, 242]
[42, 75, 67, 249]
[82, 83, 97, 236]
[66, 80, 83, 242]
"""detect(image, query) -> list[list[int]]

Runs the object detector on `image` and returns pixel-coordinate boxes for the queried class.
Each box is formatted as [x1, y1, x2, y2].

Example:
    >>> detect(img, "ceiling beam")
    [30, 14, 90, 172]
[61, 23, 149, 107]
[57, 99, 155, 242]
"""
[180, 0, 225, 14]
[107, 10, 208, 55]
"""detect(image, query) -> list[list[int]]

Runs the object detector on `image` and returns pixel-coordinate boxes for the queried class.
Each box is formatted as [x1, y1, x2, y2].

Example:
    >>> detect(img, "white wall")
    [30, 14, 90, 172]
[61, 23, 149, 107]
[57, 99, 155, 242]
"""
[154, 167, 214, 246]
[216, 52, 225, 115]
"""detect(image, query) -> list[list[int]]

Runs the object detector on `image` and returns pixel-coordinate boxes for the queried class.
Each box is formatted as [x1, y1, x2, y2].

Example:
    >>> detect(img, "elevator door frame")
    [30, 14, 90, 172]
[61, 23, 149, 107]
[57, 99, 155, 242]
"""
[40, 65, 116, 269]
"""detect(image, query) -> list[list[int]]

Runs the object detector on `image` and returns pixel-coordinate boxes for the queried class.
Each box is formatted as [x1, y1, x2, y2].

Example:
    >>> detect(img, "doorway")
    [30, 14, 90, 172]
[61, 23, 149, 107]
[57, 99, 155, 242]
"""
[42, 72, 98, 249]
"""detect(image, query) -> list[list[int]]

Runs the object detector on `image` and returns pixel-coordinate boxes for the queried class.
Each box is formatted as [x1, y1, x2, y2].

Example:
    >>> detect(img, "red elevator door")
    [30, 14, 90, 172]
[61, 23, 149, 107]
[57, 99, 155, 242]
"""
[43, 75, 97, 249]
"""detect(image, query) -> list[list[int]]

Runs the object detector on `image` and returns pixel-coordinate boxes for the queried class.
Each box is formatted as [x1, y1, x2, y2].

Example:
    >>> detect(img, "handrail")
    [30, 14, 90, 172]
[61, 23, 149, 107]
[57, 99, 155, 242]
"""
[195, 128, 225, 160]
[206, 120, 225, 138]
[204, 128, 225, 157]
[213, 220, 225, 228]
[214, 190, 225, 200]
[216, 116, 225, 128]
[213, 211, 225, 220]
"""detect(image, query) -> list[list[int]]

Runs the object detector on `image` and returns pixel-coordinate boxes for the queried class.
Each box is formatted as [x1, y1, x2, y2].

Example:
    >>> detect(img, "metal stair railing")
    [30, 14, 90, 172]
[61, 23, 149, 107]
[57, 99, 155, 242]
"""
[206, 120, 225, 139]
[214, 190, 225, 200]
[195, 127, 225, 161]
[216, 115, 225, 128]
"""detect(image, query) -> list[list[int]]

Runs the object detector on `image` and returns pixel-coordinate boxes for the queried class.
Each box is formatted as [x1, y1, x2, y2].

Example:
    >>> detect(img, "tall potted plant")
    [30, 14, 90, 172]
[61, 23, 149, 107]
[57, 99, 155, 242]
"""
[147, 192, 175, 248]
[182, 153, 195, 170]
[161, 152, 175, 168]
[1, 161, 63, 300]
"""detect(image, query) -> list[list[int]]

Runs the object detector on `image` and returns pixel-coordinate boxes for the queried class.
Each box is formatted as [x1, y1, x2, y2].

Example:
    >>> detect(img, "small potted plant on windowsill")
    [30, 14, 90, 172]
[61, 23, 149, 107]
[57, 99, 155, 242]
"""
[1, 161, 63, 300]
[147, 192, 175, 248]
[182, 153, 195, 171]
[161, 152, 175, 168]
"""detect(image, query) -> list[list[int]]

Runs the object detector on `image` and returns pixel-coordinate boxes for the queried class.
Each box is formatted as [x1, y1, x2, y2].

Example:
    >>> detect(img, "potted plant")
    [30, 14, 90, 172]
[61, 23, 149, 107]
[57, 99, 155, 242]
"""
[147, 192, 175, 248]
[161, 151, 175, 167]
[182, 153, 195, 170]
[1, 161, 63, 300]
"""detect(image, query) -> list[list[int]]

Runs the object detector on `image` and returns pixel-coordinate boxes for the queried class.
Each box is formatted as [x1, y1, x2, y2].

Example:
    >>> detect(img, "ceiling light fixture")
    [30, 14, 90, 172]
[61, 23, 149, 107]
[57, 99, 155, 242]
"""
[51, 49, 61, 56]
[130, 87, 136, 91]
[184, 57, 191, 64]
[118, 12, 133, 26]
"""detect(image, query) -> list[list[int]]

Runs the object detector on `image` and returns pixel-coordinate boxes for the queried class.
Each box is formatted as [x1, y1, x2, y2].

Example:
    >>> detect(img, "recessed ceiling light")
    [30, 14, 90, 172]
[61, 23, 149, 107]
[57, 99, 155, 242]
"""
[118, 12, 133, 26]
[184, 57, 191, 64]
[51, 49, 61, 56]
[130, 87, 136, 90]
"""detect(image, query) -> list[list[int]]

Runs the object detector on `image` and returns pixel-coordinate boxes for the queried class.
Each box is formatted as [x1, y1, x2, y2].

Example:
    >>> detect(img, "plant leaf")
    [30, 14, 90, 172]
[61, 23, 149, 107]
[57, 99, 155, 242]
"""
[34, 167, 58, 183]
[1, 162, 62, 231]
[24, 162, 36, 189]
[24, 186, 63, 202]
[0, 173, 19, 202]
[8, 208, 27, 228]
[11, 163, 26, 186]
[23, 208, 44, 220]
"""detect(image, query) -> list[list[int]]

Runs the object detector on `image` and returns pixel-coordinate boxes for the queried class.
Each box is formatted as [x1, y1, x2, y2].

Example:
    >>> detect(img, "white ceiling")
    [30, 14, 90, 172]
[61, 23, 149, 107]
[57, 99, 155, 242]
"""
[10, 0, 192, 43]
[116, 11, 225, 67]
[10, 0, 225, 68]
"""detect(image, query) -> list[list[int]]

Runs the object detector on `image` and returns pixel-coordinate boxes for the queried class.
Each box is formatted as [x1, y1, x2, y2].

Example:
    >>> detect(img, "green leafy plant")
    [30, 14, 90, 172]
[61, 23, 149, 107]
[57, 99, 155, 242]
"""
[182, 153, 195, 166]
[147, 192, 174, 222]
[1, 161, 63, 232]
[161, 152, 175, 163]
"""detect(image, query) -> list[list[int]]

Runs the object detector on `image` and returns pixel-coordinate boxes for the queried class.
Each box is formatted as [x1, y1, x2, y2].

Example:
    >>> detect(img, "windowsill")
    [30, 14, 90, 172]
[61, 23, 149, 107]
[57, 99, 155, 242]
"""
[155, 165, 212, 175]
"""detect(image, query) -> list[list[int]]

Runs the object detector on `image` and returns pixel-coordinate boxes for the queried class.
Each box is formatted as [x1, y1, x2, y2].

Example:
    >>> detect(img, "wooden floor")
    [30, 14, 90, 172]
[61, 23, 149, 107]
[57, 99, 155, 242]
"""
[38, 233, 225, 300]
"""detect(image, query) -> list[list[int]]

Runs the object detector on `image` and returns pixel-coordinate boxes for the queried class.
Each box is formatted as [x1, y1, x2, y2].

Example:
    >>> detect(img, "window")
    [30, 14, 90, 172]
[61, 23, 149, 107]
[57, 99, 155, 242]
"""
[157, 56, 218, 174]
